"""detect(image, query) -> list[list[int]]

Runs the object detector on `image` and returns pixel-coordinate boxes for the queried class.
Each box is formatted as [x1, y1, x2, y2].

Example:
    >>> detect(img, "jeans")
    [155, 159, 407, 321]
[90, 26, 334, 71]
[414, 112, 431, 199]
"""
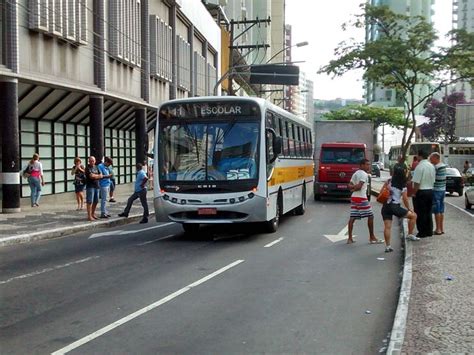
[413, 189, 433, 237]
[123, 190, 149, 218]
[99, 186, 110, 216]
[86, 187, 99, 204]
[28, 176, 42, 206]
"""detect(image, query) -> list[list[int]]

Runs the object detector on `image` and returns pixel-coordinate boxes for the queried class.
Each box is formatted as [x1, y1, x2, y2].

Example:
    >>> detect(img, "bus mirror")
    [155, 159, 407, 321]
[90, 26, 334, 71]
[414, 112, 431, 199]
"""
[274, 137, 283, 156]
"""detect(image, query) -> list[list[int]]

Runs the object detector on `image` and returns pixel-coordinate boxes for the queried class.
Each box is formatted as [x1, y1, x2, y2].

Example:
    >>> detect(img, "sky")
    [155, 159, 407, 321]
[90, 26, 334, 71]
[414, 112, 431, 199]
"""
[285, 0, 454, 101]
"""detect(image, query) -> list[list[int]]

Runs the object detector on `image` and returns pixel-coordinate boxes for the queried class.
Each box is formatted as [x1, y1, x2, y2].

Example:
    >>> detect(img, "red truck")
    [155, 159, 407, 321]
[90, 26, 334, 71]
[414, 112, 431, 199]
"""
[313, 121, 374, 201]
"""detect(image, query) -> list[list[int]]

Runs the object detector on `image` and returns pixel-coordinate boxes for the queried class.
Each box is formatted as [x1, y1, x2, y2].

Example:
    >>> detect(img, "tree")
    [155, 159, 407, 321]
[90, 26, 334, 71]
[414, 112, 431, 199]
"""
[319, 4, 474, 158]
[420, 92, 467, 143]
[322, 105, 405, 129]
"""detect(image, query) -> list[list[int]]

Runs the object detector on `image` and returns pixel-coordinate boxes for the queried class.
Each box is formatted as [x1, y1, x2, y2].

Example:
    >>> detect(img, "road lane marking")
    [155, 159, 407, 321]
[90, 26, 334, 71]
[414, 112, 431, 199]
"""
[306, 218, 313, 224]
[323, 225, 356, 243]
[51, 259, 245, 355]
[445, 201, 474, 218]
[264, 237, 284, 248]
[0, 256, 100, 285]
[136, 234, 175, 246]
[88, 223, 175, 239]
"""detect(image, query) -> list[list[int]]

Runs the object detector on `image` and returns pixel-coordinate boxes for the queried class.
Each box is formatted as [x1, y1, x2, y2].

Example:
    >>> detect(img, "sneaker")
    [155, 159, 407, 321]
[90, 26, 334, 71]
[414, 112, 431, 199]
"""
[100, 215, 109, 219]
[407, 234, 420, 241]
[139, 218, 148, 224]
[105, 214, 111, 218]
[109, 199, 117, 203]
[385, 246, 394, 253]
[118, 213, 128, 218]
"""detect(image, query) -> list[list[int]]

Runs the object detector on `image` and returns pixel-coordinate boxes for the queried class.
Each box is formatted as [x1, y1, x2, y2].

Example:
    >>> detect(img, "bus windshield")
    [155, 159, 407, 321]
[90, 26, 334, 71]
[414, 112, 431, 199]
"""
[159, 121, 259, 181]
[409, 143, 440, 156]
[321, 147, 365, 164]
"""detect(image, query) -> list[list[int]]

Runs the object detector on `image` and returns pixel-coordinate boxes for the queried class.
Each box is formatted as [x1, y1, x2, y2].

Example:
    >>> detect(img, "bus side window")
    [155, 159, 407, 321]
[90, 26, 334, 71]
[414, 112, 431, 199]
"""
[285, 121, 290, 156]
[289, 123, 295, 157]
[278, 117, 283, 137]
[297, 126, 302, 158]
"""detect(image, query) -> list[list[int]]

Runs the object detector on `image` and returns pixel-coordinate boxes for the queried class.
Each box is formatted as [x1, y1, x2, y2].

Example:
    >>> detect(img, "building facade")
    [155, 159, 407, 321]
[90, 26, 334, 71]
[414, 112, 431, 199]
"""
[0, 0, 221, 212]
[453, 0, 474, 101]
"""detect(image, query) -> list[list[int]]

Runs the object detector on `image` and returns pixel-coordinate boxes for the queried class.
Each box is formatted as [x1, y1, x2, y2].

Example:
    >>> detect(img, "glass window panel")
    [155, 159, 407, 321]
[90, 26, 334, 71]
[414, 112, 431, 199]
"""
[67, 158, 75, 167]
[54, 122, 64, 133]
[43, 171, 53, 182]
[67, 147, 76, 157]
[41, 159, 52, 170]
[66, 124, 75, 134]
[22, 185, 31, 197]
[66, 183, 75, 192]
[39, 121, 51, 132]
[125, 131, 129, 139]
[55, 147, 65, 158]
[21, 119, 35, 132]
[39, 133, 52, 145]
[131, 132, 135, 140]
[66, 135, 75, 145]
[42, 183, 52, 195]
[21, 132, 36, 144]
[22, 146, 36, 158]
[112, 148, 118, 157]
[77, 125, 86, 135]
[54, 134, 64, 145]
[55, 182, 65, 193]
[55, 171, 65, 181]
[39, 147, 52, 158]
[119, 130, 124, 138]
[78, 148, 86, 158]
[55, 158, 65, 169]
[77, 136, 86, 146]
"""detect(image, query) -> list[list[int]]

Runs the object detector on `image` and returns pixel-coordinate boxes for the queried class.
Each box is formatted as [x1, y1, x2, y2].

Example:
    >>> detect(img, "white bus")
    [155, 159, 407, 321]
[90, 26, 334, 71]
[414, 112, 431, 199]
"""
[153, 97, 314, 234]
[388, 141, 440, 170]
[440, 142, 474, 172]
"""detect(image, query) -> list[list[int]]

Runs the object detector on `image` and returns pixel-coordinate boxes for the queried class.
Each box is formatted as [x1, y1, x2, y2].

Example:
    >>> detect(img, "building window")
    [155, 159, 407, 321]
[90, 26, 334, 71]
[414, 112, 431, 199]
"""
[177, 35, 191, 92]
[105, 128, 136, 184]
[28, 0, 87, 44]
[149, 15, 172, 81]
[109, 0, 141, 67]
[194, 52, 206, 96]
[207, 62, 217, 95]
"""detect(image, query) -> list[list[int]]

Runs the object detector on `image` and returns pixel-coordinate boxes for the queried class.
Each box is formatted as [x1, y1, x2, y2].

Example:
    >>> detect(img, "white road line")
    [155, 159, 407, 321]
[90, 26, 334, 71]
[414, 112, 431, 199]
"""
[306, 218, 313, 224]
[88, 223, 175, 239]
[264, 237, 284, 248]
[0, 256, 100, 285]
[445, 201, 474, 218]
[51, 259, 245, 355]
[323, 225, 354, 243]
[136, 234, 175, 246]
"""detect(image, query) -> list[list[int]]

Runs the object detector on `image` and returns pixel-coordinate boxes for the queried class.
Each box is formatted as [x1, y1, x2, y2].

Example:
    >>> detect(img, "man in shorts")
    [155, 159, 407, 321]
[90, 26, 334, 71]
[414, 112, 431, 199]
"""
[85, 156, 102, 221]
[429, 152, 446, 235]
[347, 159, 381, 244]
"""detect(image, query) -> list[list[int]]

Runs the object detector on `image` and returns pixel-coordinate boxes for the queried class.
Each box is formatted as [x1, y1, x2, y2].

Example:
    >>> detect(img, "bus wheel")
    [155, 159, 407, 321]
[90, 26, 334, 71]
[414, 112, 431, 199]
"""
[294, 185, 306, 215]
[264, 195, 281, 233]
[182, 223, 200, 235]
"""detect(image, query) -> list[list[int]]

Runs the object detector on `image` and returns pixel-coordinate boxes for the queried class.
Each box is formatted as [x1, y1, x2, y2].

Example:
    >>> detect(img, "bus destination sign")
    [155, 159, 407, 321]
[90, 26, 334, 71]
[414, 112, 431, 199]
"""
[160, 102, 259, 120]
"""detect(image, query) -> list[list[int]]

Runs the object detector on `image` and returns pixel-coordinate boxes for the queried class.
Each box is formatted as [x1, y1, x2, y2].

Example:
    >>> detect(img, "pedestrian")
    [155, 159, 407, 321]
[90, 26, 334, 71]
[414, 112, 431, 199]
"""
[463, 160, 472, 174]
[85, 156, 103, 221]
[118, 163, 149, 224]
[71, 157, 86, 210]
[411, 156, 419, 171]
[411, 149, 436, 238]
[98, 157, 113, 218]
[108, 162, 117, 203]
[347, 159, 382, 244]
[381, 167, 419, 253]
[23, 153, 45, 207]
[429, 152, 446, 235]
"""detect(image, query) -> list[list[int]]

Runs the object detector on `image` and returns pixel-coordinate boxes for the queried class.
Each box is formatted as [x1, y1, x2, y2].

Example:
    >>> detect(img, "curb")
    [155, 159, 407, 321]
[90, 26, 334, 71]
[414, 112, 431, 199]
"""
[386, 218, 412, 354]
[0, 212, 156, 247]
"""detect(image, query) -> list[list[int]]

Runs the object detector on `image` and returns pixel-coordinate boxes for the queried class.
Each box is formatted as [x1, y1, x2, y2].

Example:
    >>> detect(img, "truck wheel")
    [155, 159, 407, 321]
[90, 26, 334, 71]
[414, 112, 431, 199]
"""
[182, 223, 199, 235]
[458, 188, 463, 197]
[294, 186, 306, 215]
[465, 195, 472, 209]
[264, 194, 281, 233]
[314, 193, 321, 201]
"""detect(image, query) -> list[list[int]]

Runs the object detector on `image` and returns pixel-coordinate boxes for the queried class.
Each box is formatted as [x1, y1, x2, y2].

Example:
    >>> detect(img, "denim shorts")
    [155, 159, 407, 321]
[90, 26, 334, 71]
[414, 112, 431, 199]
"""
[86, 187, 99, 204]
[432, 190, 445, 214]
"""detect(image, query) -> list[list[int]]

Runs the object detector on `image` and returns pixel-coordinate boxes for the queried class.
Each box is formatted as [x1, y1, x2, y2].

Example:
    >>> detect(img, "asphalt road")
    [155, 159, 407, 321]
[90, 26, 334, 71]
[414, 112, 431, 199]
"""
[0, 198, 403, 354]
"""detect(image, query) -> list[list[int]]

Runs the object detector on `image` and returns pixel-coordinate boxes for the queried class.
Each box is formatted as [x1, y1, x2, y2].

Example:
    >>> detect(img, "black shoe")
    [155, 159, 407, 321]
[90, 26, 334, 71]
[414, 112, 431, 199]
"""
[105, 214, 111, 218]
[139, 218, 148, 224]
[100, 215, 109, 219]
[118, 213, 128, 218]
[109, 199, 117, 203]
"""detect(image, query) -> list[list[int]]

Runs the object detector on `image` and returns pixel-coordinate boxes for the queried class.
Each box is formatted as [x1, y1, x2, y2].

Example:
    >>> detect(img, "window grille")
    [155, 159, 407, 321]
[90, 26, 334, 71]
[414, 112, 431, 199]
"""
[177, 35, 191, 91]
[149, 15, 172, 82]
[207, 63, 217, 95]
[194, 52, 206, 97]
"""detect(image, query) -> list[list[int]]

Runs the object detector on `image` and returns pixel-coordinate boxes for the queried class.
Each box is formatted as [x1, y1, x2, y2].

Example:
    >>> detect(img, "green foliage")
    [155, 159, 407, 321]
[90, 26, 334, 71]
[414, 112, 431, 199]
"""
[319, 4, 474, 157]
[322, 105, 405, 129]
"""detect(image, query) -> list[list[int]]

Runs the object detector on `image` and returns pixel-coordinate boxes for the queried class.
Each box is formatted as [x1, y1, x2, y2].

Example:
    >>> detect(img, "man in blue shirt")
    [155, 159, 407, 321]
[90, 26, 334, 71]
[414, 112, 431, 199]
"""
[98, 157, 113, 218]
[118, 163, 149, 223]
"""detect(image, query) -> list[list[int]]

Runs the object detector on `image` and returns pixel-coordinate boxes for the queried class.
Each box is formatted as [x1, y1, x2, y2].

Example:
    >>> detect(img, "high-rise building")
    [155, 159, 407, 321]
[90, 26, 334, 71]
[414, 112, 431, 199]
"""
[292, 72, 314, 122]
[453, 0, 474, 100]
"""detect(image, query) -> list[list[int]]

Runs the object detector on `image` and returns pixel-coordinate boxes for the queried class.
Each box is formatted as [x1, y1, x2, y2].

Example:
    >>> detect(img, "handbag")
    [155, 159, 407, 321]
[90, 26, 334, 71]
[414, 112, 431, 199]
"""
[376, 183, 390, 204]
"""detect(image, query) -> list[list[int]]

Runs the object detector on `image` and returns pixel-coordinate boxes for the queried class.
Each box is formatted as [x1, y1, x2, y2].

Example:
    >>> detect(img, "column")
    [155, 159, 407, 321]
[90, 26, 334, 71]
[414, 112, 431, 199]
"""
[0, 78, 21, 213]
[135, 108, 147, 165]
[89, 95, 104, 161]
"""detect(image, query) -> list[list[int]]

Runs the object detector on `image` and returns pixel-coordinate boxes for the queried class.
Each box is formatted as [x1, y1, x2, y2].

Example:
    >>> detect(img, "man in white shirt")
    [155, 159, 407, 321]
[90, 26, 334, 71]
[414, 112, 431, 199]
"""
[347, 159, 381, 244]
[412, 149, 436, 238]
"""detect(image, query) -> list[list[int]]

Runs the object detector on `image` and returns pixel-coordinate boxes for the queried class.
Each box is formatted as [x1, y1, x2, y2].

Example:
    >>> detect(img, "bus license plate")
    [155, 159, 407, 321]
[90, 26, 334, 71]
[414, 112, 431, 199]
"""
[337, 184, 347, 189]
[198, 208, 217, 215]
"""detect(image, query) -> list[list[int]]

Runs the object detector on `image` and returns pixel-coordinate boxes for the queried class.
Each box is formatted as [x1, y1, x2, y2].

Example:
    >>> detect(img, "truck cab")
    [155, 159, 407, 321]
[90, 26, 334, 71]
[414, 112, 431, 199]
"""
[314, 142, 371, 200]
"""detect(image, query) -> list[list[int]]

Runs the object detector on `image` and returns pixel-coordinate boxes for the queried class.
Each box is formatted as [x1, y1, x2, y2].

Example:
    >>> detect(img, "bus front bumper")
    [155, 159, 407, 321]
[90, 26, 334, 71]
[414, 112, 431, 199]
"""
[154, 194, 268, 224]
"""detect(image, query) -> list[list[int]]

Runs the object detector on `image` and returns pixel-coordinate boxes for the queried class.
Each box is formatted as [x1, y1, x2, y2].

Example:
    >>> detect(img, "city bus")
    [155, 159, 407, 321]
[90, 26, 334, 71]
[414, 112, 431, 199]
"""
[153, 96, 314, 234]
[440, 142, 474, 172]
[388, 141, 440, 171]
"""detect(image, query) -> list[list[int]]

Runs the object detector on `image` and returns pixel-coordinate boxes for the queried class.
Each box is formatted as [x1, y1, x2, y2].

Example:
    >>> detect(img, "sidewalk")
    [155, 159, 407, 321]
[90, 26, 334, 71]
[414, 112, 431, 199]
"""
[371, 179, 474, 354]
[0, 186, 155, 247]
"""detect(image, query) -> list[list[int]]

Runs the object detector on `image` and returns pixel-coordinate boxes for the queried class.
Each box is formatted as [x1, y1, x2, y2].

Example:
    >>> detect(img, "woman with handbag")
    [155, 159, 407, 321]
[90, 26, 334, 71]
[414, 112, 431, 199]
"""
[26, 153, 45, 207]
[71, 157, 86, 210]
[380, 167, 419, 253]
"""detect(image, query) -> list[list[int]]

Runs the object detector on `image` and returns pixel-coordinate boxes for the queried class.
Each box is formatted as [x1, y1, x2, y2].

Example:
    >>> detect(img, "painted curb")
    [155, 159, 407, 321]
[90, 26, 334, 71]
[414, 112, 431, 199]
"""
[0, 212, 156, 247]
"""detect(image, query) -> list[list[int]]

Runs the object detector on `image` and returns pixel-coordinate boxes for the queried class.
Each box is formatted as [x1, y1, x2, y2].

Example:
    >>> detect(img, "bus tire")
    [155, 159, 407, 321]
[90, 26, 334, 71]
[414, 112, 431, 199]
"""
[264, 193, 282, 233]
[294, 185, 306, 215]
[182, 223, 199, 235]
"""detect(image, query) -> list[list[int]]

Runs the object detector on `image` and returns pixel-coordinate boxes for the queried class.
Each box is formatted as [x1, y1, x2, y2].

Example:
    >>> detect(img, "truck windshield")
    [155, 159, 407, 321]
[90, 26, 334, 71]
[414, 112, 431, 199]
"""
[159, 121, 259, 181]
[321, 147, 365, 164]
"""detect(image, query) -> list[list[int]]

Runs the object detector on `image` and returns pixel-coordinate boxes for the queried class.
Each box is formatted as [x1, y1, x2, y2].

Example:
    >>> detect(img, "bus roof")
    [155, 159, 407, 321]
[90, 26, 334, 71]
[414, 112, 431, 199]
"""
[321, 142, 367, 148]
